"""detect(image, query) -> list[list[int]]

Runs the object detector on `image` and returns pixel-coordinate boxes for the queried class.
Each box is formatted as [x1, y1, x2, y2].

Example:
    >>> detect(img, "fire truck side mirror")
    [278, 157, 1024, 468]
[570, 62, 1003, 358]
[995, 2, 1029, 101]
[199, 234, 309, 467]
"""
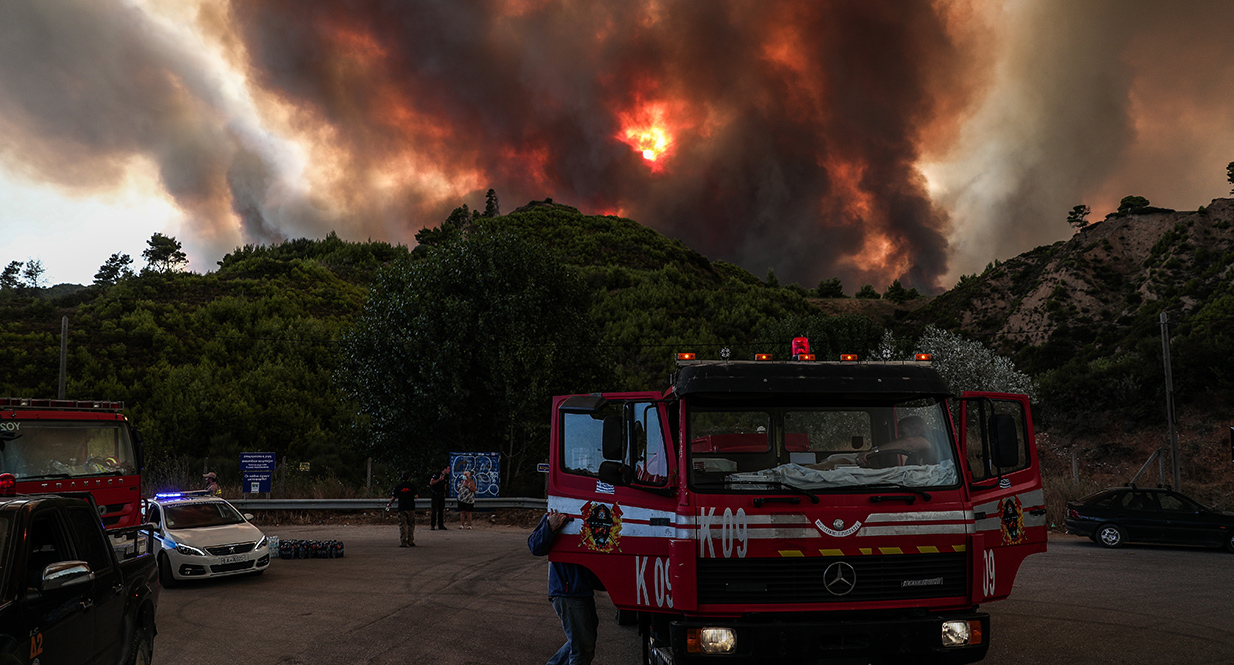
[598, 461, 631, 486]
[602, 416, 624, 460]
[988, 414, 1019, 468]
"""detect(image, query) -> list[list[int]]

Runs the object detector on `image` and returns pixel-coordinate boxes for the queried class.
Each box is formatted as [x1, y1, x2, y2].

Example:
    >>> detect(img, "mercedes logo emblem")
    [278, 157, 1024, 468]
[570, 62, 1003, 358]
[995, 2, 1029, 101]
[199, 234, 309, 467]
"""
[823, 561, 857, 596]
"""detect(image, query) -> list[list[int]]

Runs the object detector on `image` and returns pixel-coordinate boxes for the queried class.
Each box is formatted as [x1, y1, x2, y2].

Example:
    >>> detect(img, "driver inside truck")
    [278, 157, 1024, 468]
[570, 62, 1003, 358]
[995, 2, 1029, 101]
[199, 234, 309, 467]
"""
[856, 415, 938, 467]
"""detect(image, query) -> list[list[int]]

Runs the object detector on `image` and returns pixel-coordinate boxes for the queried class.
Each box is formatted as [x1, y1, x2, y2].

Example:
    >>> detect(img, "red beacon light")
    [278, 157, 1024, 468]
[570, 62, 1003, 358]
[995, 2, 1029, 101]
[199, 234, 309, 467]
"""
[0, 473, 15, 497]
[791, 337, 815, 361]
[840, 354, 859, 362]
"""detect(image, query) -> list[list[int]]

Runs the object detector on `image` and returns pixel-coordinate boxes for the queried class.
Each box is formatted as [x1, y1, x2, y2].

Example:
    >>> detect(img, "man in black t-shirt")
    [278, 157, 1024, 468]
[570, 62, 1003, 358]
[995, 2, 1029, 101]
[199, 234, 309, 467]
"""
[386, 473, 419, 547]
[428, 466, 450, 529]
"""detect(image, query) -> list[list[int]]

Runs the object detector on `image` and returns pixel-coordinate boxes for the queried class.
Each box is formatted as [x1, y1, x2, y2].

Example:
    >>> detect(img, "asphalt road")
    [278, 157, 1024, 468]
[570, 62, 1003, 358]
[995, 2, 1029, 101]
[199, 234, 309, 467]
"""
[154, 525, 1234, 665]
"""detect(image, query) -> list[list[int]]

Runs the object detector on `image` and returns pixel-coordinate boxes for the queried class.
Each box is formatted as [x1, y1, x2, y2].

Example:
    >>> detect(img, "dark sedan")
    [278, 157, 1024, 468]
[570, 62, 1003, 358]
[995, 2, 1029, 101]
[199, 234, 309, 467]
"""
[1066, 486, 1234, 552]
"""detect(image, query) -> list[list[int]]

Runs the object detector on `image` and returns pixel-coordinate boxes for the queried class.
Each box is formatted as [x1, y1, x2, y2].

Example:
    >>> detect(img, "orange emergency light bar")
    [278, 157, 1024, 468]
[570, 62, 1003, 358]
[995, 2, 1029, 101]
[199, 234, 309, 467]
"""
[677, 352, 696, 361]
[840, 354, 859, 362]
[915, 353, 932, 361]
[795, 354, 816, 361]
[755, 353, 773, 361]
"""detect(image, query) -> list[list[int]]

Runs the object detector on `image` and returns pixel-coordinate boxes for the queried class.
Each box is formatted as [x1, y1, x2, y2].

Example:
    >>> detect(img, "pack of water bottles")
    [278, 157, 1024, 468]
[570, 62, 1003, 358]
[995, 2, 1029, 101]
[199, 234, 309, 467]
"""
[275, 538, 344, 559]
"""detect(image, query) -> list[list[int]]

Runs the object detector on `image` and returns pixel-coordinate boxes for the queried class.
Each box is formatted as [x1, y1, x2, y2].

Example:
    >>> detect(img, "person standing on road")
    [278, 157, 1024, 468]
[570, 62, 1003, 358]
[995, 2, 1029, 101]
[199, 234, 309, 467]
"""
[457, 470, 477, 529]
[386, 473, 419, 547]
[528, 510, 601, 665]
[429, 466, 450, 529]
[203, 472, 222, 497]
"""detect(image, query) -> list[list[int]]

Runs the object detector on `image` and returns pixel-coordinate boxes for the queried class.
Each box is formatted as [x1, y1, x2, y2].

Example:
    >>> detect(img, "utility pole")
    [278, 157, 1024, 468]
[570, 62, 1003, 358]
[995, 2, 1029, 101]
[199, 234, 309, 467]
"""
[1159, 312, 1181, 490]
[58, 316, 68, 399]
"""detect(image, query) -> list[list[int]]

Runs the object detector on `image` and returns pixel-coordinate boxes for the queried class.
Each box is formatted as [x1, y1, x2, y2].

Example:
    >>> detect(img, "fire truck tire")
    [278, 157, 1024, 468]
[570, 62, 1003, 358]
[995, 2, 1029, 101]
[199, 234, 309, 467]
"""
[158, 553, 177, 588]
[1096, 524, 1125, 548]
[615, 608, 637, 625]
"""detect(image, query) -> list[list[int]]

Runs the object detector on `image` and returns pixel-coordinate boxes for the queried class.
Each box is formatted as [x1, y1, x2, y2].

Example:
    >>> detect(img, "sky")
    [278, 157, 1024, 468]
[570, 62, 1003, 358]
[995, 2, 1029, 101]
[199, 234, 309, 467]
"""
[2, 0, 1234, 292]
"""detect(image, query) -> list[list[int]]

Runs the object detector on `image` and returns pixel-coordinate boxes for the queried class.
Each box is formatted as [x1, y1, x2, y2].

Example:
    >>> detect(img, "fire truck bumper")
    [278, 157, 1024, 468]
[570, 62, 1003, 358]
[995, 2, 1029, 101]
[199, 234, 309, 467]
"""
[663, 611, 990, 665]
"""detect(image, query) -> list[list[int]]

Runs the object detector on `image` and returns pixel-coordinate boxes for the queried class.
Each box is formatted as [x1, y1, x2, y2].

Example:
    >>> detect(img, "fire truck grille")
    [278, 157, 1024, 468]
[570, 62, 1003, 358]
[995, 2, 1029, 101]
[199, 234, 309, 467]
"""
[697, 553, 968, 604]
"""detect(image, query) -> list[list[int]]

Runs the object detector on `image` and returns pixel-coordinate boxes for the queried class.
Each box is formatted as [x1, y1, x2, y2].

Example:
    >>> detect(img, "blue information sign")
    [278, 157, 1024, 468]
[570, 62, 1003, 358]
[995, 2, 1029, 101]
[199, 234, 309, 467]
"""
[240, 452, 276, 494]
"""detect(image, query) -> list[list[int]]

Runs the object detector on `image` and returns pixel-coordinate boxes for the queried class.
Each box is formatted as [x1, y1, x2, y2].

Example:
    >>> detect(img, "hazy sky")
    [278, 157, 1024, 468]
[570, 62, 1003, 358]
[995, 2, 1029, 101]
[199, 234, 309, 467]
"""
[3, 0, 1233, 291]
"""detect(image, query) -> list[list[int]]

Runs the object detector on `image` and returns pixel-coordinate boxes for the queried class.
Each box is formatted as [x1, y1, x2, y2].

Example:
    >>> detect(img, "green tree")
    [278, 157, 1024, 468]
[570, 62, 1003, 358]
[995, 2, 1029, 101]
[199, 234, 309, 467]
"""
[1066, 204, 1090, 230]
[21, 259, 44, 289]
[1227, 161, 1234, 194]
[765, 268, 779, 288]
[142, 233, 188, 273]
[1117, 196, 1150, 215]
[855, 284, 880, 299]
[94, 253, 134, 287]
[484, 188, 501, 217]
[883, 280, 911, 303]
[815, 277, 845, 298]
[338, 230, 612, 493]
[0, 261, 22, 290]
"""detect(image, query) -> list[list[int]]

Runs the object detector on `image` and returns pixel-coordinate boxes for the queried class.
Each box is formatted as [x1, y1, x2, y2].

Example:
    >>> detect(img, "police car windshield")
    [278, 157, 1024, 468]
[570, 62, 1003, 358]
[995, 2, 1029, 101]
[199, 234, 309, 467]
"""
[164, 501, 246, 528]
[687, 398, 960, 492]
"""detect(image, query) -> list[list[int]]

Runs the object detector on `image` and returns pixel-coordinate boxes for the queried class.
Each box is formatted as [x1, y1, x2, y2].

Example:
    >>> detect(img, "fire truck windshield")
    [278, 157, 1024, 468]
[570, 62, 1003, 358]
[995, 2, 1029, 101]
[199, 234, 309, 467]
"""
[688, 397, 960, 492]
[0, 421, 137, 480]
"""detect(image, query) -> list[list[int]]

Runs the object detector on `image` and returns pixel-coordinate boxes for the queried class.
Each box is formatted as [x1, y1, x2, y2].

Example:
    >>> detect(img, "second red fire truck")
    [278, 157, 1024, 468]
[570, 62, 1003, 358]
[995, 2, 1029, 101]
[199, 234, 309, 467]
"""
[0, 397, 145, 529]
[545, 339, 1046, 664]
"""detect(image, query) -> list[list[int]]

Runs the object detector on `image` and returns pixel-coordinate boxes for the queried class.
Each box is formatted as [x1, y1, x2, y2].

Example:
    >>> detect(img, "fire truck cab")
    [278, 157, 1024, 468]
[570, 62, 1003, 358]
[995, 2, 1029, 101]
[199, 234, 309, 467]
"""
[546, 346, 1045, 664]
[0, 397, 145, 529]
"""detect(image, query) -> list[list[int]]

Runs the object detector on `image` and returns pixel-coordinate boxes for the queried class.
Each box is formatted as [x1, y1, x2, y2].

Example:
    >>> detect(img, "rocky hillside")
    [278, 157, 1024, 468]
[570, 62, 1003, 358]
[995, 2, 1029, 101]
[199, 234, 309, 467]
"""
[911, 198, 1234, 371]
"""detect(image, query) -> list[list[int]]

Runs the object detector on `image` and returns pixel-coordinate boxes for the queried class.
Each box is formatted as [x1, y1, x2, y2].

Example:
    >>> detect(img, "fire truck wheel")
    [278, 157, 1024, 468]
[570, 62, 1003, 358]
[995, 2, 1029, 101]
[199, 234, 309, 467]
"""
[158, 553, 177, 588]
[1096, 524, 1125, 548]
[615, 608, 637, 625]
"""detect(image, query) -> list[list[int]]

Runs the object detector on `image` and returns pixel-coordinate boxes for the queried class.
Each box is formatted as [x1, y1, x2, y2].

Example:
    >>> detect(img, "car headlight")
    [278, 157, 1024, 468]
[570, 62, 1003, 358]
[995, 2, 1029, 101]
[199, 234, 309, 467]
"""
[175, 543, 207, 556]
[256, 536, 268, 549]
[686, 627, 736, 655]
[941, 620, 983, 647]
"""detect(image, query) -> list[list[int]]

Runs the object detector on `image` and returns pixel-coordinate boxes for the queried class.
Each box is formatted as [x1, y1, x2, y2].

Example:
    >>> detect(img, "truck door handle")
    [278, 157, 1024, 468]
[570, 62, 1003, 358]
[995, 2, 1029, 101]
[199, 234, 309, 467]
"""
[1029, 508, 1047, 516]
[113, 583, 124, 595]
[80, 599, 94, 610]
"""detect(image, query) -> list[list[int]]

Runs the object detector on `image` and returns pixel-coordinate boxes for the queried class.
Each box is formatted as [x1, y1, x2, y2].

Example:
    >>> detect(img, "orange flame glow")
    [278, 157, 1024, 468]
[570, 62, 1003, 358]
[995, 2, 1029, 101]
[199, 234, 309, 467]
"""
[617, 103, 676, 170]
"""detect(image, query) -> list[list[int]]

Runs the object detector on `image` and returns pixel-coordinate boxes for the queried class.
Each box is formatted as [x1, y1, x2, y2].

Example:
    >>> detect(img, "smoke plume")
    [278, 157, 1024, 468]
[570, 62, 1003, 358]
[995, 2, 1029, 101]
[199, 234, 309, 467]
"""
[2, 1, 1234, 292]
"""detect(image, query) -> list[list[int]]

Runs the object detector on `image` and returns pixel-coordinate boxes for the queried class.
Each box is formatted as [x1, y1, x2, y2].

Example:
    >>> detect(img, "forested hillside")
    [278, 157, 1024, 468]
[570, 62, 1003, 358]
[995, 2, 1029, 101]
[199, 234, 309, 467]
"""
[4, 197, 1233, 499]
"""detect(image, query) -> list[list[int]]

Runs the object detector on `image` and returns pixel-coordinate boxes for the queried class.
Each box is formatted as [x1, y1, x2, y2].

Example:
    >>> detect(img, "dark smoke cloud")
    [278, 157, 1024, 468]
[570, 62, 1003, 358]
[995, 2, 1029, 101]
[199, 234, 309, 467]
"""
[5, 1, 1233, 292]
[231, 0, 964, 291]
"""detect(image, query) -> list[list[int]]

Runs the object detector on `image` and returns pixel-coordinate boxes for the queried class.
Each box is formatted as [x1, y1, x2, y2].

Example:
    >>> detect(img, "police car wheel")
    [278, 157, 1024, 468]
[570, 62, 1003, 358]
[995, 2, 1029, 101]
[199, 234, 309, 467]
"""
[158, 553, 177, 588]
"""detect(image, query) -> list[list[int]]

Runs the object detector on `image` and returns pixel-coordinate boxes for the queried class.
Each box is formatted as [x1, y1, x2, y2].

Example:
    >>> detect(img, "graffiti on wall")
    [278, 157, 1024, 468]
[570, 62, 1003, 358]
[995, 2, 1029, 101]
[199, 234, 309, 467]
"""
[449, 452, 501, 498]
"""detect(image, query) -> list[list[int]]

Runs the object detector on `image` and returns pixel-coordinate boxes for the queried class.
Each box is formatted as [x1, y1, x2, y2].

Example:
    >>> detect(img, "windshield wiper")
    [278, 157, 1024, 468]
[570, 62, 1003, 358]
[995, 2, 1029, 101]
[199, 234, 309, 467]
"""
[696, 479, 820, 504]
[866, 483, 932, 502]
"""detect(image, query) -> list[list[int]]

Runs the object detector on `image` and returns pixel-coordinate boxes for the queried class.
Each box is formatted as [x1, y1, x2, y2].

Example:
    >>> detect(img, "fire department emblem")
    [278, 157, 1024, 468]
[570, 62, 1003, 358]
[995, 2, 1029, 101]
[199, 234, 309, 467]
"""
[578, 501, 623, 553]
[999, 496, 1026, 545]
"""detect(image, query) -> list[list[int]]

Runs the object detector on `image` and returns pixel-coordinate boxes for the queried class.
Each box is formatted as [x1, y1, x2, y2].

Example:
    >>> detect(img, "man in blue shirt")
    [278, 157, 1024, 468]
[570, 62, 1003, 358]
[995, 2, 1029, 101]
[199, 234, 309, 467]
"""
[528, 511, 602, 665]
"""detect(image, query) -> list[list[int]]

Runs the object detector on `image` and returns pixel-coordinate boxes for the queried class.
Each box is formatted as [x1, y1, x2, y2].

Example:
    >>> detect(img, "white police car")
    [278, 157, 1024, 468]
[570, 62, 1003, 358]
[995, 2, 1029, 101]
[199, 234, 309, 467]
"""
[146, 490, 270, 586]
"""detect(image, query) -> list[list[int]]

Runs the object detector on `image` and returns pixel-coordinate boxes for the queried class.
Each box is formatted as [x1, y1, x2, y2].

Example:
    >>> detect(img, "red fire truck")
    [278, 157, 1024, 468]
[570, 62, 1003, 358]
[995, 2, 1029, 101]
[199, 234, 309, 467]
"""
[546, 340, 1046, 664]
[0, 397, 145, 529]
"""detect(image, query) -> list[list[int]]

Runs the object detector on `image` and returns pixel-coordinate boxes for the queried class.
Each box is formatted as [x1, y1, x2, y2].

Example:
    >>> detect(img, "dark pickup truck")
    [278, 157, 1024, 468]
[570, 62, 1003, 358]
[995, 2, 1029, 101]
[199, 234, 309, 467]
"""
[0, 489, 160, 664]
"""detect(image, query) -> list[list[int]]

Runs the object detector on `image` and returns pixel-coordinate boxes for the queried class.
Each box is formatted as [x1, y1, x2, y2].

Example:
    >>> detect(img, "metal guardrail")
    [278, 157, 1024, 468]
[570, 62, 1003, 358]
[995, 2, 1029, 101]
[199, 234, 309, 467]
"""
[229, 497, 547, 511]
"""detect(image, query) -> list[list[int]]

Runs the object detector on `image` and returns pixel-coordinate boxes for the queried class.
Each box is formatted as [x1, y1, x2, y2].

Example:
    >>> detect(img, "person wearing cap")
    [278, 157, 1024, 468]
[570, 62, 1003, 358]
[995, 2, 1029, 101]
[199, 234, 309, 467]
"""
[203, 471, 222, 496]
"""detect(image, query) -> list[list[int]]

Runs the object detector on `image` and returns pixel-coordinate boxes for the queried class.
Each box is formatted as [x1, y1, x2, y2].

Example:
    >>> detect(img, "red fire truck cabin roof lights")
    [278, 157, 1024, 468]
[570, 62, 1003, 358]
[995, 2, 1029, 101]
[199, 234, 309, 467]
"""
[0, 397, 124, 411]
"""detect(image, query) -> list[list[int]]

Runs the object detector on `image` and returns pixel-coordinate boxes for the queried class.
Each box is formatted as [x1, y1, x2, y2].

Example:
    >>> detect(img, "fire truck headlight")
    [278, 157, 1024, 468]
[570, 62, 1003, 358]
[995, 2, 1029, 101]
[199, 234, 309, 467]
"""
[941, 620, 982, 647]
[691, 627, 736, 654]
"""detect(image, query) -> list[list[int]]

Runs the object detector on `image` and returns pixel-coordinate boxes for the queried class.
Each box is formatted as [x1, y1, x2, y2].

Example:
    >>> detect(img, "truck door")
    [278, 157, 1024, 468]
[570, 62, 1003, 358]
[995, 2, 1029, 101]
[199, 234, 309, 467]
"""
[20, 509, 94, 664]
[65, 503, 127, 663]
[960, 392, 1047, 603]
[550, 392, 679, 611]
